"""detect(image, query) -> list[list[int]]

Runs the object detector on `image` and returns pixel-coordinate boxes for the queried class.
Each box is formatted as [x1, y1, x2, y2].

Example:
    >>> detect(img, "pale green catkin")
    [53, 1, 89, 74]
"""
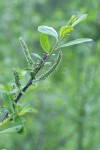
[19, 37, 34, 70]
[36, 51, 62, 81]
[10, 83, 17, 100]
[13, 70, 21, 89]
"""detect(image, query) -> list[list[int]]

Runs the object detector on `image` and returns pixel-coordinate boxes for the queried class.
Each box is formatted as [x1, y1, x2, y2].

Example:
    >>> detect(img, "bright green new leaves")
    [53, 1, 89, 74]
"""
[38, 25, 58, 41]
[67, 15, 77, 26]
[60, 26, 73, 37]
[58, 38, 92, 48]
[59, 14, 87, 37]
[40, 34, 50, 53]
[0, 125, 23, 134]
[1, 92, 14, 113]
[72, 14, 88, 27]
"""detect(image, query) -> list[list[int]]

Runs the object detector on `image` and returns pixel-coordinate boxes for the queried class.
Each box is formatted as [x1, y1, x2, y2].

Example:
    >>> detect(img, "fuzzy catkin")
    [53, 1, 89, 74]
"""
[36, 51, 62, 81]
[19, 37, 34, 70]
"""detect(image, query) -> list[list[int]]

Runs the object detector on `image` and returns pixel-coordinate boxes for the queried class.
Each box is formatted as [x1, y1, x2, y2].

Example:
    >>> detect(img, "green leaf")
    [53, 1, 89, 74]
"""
[0, 125, 23, 134]
[14, 116, 25, 132]
[72, 14, 88, 27]
[18, 105, 37, 116]
[40, 34, 50, 53]
[58, 38, 92, 48]
[38, 26, 58, 40]
[1, 92, 14, 113]
[17, 125, 25, 134]
[60, 26, 73, 37]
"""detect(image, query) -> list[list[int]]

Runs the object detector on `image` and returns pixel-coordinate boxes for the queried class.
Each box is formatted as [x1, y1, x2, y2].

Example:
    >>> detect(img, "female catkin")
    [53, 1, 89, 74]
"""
[36, 51, 62, 81]
[19, 37, 34, 70]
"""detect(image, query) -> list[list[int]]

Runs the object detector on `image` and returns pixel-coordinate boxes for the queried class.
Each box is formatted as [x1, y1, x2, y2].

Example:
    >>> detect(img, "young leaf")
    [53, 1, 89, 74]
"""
[40, 34, 50, 53]
[38, 26, 58, 41]
[1, 92, 14, 113]
[0, 113, 15, 127]
[14, 115, 25, 127]
[58, 38, 92, 48]
[72, 14, 88, 27]
[67, 15, 77, 26]
[18, 105, 37, 116]
[0, 125, 23, 134]
[60, 26, 73, 37]
[31, 53, 42, 60]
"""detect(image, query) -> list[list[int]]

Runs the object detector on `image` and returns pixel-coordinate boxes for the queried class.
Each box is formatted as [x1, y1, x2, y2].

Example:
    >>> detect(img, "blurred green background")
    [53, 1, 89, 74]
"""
[0, 0, 100, 150]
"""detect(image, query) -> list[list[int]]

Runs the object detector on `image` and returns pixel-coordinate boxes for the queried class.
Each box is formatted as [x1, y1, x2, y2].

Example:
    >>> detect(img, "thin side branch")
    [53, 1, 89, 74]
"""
[1, 53, 48, 122]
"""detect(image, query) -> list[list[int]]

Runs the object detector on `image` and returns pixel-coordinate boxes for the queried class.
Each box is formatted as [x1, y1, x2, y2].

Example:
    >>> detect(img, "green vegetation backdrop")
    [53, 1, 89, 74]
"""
[0, 0, 100, 150]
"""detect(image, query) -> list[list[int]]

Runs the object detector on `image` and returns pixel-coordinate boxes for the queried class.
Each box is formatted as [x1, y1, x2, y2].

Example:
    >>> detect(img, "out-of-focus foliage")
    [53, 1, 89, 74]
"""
[0, 0, 100, 150]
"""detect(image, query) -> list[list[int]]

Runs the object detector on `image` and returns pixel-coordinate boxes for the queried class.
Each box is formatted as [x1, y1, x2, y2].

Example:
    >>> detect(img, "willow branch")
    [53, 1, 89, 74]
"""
[1, 53, 48, 122]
